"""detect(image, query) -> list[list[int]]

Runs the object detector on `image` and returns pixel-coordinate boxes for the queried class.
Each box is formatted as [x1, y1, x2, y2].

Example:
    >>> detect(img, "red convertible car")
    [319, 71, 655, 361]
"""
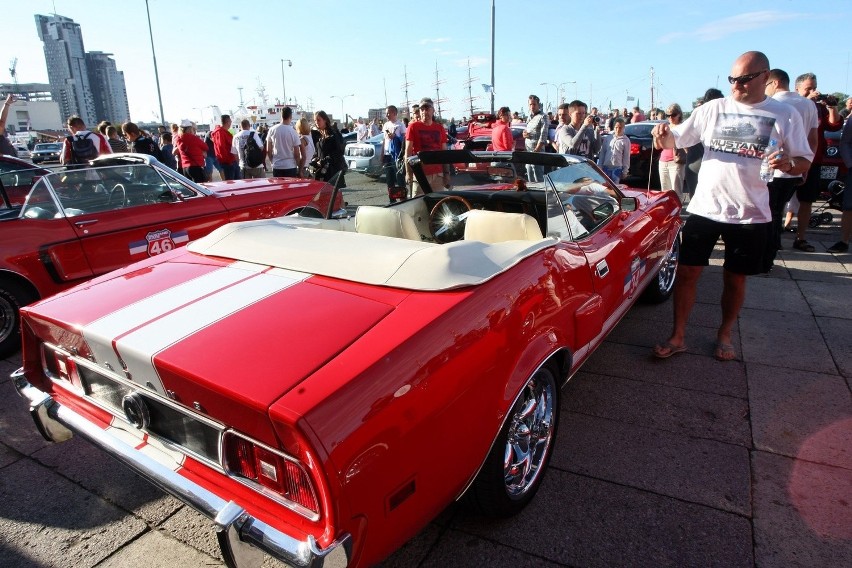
[14, 151, 681, 567]
[0, 153, 343, 356]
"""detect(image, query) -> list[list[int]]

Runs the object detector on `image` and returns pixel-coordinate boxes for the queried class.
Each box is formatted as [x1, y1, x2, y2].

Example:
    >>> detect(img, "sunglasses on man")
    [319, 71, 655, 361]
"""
[727, 70, 767, 85]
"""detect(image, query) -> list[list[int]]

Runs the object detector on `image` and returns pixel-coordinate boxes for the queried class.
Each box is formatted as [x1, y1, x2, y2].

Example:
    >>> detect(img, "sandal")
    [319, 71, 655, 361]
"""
[714, 342, 737, 362]
[792, 239, 815, 252]
[653, 342, 687, 359]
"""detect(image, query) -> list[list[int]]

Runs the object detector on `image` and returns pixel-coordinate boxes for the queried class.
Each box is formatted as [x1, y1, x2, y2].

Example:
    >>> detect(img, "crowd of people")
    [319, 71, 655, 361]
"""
[2, 52, 852, 366]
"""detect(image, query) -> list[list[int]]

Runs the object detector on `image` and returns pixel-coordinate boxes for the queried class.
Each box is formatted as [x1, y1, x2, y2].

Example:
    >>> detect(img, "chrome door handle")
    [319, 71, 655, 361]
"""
[596, 260, 609, 278]
[74, 219, 98, 227]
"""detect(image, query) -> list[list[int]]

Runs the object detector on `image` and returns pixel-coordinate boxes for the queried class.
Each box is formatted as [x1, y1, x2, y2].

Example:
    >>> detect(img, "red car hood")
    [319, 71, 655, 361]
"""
[24, 254, 404, 439]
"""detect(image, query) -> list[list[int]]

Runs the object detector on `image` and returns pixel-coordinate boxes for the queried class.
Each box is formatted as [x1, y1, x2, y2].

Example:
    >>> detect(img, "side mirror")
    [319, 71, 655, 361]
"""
[620, 197, 638, 212]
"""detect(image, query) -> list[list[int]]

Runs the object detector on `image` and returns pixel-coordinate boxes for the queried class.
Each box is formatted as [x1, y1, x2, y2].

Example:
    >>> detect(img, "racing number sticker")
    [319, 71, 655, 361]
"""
[147, 229, 175, 255]
[129, 229, 189, 257]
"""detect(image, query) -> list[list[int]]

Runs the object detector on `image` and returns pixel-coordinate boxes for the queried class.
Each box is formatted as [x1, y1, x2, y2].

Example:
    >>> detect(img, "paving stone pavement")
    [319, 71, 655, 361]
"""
[0, 175, 849, 567]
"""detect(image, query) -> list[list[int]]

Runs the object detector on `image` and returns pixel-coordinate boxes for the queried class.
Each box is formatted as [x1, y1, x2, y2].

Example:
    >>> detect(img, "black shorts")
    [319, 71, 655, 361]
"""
[796, 163, 822, 203]
[680, 214, 769, 275]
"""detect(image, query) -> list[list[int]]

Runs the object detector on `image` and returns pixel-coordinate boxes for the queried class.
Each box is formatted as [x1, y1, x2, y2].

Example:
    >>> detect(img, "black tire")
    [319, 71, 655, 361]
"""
[0, 280, 36, 358]
[642, 231, 680, 303]
[467, 363, 559, 517]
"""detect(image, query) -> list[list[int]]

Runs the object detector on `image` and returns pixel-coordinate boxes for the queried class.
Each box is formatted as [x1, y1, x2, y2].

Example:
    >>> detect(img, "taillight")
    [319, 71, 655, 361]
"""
[630, 142, 640, 155]
[44, 346, 84, 391]
[223, 431, 319, 517]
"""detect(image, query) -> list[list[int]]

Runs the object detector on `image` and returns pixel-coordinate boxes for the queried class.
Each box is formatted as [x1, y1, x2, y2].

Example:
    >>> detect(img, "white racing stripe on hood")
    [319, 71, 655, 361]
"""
[82, 263, 308, 395]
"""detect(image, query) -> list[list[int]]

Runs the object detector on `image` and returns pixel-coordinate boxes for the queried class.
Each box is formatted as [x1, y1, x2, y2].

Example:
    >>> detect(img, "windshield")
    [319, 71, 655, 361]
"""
[20, 164, 199, 219]
[35, 143, 62, 151]
[545, 161, 621, 241]
[298, 171, 345, 219]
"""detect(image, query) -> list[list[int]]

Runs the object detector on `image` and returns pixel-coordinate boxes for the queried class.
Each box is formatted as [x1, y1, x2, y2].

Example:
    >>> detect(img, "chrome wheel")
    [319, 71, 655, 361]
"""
[642, 232, 680, 303]
[469, 363, 559, 516]
[503, 371, 556, 498]
[657, 235, 679, 294]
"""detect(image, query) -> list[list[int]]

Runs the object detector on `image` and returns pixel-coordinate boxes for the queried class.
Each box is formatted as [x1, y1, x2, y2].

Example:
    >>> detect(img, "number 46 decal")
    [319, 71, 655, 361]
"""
[129, 229, 190, 257]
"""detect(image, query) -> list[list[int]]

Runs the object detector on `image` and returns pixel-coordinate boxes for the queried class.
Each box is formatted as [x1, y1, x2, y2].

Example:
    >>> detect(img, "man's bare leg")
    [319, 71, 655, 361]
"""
[716, 269, 747, 360]
[653, 265, 702, 357]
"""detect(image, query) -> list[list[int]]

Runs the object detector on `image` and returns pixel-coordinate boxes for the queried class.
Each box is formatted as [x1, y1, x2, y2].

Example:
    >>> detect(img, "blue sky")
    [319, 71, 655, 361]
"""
[7, 0, 851, 126]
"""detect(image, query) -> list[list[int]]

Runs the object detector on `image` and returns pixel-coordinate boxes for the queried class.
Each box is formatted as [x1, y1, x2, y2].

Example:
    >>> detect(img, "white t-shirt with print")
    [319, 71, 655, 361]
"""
[671, 96, 813, 224]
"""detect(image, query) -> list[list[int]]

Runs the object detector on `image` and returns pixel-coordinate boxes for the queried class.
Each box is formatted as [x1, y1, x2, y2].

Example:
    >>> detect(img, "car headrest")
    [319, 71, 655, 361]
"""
[355, 206, 421, 241]
[463, 210, 543, 243]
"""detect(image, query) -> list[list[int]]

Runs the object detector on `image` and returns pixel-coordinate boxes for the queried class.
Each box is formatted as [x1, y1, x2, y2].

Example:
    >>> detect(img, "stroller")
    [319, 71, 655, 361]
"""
[809, 179, 846, 228]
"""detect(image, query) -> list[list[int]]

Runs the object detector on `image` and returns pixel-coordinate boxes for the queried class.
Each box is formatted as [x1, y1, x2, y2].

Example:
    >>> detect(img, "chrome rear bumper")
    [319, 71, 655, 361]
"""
[12, 368, 351, 568]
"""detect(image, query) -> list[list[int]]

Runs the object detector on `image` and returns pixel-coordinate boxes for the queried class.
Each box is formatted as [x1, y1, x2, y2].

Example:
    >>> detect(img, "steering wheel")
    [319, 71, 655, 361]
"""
[429, 196, 472, 243]
[109, 183, 126, 208]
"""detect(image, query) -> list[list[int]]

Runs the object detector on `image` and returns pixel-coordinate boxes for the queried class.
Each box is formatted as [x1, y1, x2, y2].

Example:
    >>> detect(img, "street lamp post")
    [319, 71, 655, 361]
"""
[144, 0, 166, 126]
[539, 82, 556, 112]
[557, 81, 576, 105]
[331, 94, 354, 127]
[281, 59, 292, 106]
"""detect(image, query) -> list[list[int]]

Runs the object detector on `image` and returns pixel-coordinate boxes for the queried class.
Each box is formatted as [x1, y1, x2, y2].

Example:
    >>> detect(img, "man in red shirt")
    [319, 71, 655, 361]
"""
[405, 97, 449, 197]
[491, 107, 514, 151]
[211, 114, 239, 180]
[175, 120, 208, 183]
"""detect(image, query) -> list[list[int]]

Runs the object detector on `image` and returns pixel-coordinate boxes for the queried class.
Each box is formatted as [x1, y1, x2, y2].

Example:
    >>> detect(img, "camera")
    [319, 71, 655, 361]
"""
[591, 115, 601, 124]
[814, 94, 838, 106]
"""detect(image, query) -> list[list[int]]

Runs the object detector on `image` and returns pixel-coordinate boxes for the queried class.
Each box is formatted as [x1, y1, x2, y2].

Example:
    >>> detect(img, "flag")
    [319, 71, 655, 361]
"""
[626, 95, 635, 101]
[482, 84, 492, 93]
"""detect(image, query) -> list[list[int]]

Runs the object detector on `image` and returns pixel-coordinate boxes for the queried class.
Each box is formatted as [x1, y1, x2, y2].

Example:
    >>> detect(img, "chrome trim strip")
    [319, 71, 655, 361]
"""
[13, 370, 351, 568]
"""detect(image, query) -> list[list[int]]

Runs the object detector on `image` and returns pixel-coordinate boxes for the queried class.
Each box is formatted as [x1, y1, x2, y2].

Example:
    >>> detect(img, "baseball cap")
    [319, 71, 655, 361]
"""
[419, 97, 434, 109]
[179, 119, 193, 127]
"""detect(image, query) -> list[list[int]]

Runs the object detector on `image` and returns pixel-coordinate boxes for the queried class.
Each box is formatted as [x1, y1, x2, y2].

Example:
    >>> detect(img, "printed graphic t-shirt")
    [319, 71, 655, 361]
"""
[671, 96, 813, 224]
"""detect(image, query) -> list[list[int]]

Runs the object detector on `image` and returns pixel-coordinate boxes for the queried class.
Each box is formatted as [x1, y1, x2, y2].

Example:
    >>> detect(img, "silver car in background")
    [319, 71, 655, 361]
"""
[344, 133, 385, 178]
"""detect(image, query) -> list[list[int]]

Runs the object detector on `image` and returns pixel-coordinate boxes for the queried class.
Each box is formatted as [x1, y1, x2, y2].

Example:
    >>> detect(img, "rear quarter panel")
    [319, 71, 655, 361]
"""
[272, 249, 598, 565]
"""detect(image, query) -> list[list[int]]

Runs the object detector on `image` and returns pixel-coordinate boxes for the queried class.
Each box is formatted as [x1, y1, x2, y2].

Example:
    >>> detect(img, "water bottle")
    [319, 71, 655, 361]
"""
[760, 139, 779, 182]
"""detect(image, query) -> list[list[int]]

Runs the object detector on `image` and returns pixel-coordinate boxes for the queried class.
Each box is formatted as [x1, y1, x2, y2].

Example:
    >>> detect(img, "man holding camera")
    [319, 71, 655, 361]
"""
[792, 72, 843, 251]
[556, 100, 601, 158]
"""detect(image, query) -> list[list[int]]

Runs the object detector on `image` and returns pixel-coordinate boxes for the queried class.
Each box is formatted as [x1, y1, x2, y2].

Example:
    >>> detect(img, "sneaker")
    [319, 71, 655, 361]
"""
[826, 241, 849, 253]
[792, 239, 815, 252]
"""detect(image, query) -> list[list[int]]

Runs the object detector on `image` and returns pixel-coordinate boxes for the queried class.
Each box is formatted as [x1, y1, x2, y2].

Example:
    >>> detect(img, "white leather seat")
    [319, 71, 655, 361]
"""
[463, 210, 543, 243]
[355, 206, 421, 240]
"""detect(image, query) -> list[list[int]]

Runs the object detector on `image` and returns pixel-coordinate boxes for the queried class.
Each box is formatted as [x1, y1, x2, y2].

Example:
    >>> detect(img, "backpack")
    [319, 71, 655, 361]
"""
[67, 132, 99, 164]
[243, 133, 264, 168]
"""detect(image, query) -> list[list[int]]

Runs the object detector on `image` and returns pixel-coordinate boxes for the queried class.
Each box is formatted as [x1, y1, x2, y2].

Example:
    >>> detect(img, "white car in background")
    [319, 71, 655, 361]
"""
[14, 145, 32, 160]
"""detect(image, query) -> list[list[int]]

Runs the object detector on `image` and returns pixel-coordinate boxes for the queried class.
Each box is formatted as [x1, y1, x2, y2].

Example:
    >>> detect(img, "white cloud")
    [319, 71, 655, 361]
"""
[454, 56, 489, 68]
[658, 11, 804, 44]
[419, 37, 451, 45]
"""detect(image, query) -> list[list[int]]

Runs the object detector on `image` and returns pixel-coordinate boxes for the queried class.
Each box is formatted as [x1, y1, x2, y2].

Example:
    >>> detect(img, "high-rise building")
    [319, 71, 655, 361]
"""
[35, 13, 130, 126]
[86, 52, 130, 124]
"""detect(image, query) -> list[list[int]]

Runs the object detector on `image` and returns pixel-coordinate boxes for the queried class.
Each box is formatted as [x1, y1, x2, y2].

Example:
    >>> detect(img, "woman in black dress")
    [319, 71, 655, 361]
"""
[312, 110, 346, 188]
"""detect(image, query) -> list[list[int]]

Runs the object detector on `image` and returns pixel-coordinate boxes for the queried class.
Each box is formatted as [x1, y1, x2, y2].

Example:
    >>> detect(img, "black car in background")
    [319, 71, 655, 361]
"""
[622, 120, 662, 190]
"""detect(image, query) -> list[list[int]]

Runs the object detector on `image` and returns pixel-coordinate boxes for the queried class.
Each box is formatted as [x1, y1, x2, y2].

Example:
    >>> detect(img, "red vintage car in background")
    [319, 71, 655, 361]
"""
[453, 113, 526, 180]
[0, 153, 343, 356]
[14, 151, 681, 567]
